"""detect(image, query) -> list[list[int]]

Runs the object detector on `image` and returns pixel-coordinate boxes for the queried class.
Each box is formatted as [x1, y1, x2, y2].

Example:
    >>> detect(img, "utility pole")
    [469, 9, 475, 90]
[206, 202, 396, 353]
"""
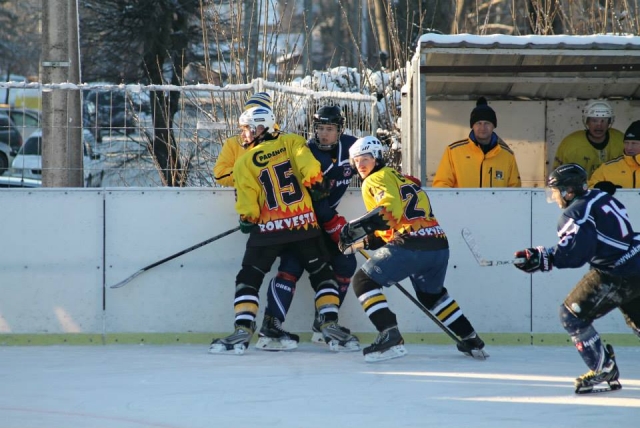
[361, 0, 368, 66]
[41, 0, 83, 187]
[303, 0, 312, 75]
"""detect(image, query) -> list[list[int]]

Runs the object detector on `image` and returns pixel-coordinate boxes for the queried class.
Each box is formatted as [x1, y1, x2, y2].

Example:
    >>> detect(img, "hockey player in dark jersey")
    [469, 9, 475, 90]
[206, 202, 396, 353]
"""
[257, 105, 361, 351]
[514, 163, 640, 393]
[208, 106, 356, 354]
[339, 136, 487, 362]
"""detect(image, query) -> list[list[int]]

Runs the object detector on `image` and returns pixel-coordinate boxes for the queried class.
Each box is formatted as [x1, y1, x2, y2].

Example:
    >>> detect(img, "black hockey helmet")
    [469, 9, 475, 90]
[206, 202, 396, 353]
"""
[313, 105, 345, 150]
[547, 163, 588, 197]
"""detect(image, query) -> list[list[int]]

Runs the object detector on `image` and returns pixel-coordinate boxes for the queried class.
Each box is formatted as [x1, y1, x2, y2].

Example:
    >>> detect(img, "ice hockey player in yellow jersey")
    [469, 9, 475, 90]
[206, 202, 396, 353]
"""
[339, 136, 487, 362]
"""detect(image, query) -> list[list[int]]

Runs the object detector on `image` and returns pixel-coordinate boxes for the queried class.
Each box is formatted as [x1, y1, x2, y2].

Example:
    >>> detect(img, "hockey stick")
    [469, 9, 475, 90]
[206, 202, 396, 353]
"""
[356, 249, 464, 347]
[461, 227, 525, 267]
[110, 226, 241, 289]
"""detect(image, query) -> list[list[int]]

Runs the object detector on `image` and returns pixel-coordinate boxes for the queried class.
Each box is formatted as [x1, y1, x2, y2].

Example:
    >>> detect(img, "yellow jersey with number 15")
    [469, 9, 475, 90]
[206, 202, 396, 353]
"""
[234, 133, 324, 246]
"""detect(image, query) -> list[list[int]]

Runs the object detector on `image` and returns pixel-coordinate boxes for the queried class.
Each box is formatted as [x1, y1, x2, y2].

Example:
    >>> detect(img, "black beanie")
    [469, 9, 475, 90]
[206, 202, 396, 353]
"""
[470, 97, 497, 128]
[624, 120, 640, 140]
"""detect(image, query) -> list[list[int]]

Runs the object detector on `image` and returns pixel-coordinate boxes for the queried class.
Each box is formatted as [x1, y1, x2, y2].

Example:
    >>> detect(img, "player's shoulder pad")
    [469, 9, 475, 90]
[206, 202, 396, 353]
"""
[341, 134, 358, 148]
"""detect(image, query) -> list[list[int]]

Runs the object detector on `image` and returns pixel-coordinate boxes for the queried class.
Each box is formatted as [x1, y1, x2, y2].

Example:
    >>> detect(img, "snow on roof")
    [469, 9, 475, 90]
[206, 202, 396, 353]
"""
[418, 33, 640, 52]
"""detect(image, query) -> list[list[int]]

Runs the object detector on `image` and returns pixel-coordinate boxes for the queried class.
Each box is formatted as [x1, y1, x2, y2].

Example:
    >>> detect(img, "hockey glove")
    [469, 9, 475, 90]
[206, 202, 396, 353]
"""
[239, 218, 259, 234]
[364, 232, 385, 251]
[323, 214, 347, 244]
[514, 246, 553, 273]
[593, 181, 621, 196]
[308, 180, 331, 201]
[338, 224, 367, 254]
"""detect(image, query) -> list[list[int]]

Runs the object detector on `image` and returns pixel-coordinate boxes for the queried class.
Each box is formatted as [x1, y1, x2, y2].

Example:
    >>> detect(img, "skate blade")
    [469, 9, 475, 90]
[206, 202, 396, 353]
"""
[328, 339, 361, 352]
[255, 337, 298, 351]
[311, 332, 326, 345]
[364, 345, 408, 362]
[208, 342, 247, 355]
[575, 380, 622, 394]
[471, 348, 490, 360]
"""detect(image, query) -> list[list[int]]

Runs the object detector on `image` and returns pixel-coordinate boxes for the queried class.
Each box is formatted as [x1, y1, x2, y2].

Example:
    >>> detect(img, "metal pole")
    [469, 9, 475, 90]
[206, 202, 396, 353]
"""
[68, 0, 83, 186]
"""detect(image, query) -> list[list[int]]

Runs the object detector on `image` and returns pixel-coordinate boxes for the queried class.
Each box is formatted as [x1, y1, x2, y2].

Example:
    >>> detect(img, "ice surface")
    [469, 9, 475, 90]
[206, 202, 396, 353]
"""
[0, 343, 638, 428]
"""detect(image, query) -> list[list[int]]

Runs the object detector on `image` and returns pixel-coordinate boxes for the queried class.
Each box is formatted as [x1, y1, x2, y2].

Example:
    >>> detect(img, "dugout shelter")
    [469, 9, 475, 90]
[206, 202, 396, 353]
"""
[402, 33, 640, 187]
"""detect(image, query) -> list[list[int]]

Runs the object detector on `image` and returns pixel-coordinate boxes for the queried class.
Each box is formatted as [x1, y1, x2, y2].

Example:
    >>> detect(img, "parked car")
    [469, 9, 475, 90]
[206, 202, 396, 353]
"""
[0, 175, 41, 188]
[0, 141, 15, 176]
[0, 105, 41, 140]
[0, 113, 22, 152]
[0, 113, 22, 175]
[83, 87, 150, 143]
[11, 129, 101, 187]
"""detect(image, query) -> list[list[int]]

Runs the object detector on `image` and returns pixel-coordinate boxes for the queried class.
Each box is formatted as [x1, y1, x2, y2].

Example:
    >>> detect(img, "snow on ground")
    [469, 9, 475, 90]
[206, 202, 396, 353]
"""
[0, 343, 638, 428]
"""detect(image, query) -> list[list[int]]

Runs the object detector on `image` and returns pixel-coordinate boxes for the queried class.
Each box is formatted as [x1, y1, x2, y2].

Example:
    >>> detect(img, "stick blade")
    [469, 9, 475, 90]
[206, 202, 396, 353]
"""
[461, 228, 522, 267]
[109, 270, 142, 289]
[460, 227, 488, 265]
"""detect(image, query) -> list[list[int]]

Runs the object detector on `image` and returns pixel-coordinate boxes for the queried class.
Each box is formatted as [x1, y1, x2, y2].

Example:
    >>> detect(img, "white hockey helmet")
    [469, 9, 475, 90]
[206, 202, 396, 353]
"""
[349, 136, 385, 165]
[582, 100, 614, 127]
[239, 107, 276, 133]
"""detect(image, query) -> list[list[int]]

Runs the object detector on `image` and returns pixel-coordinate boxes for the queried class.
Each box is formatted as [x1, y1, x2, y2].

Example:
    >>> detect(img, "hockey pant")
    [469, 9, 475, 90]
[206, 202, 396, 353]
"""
[264, 234, 357, 322]
[234, 237, 341, 327]
[355, 245, 476, 338]
[561, 269, 640, 369]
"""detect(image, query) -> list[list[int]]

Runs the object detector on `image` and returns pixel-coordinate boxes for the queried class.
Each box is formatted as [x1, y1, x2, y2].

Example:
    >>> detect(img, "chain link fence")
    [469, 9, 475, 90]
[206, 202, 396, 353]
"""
[0, 79, 378, 187]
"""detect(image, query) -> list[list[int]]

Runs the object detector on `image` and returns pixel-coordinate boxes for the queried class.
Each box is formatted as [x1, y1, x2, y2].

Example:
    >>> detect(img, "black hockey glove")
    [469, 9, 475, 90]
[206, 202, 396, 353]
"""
[338, 223, 359, 254]
[239, 218, 259, 234]
[307, 180, 331, 201]
[593, 181, 621, 196]
[363, 232, 385, 250]
[514, 246, 553, 273]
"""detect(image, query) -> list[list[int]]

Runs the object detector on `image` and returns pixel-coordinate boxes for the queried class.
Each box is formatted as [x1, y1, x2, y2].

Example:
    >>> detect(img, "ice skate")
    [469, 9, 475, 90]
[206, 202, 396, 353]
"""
[255, 314, 299, 351]
[363, 326, 407, 362]
[316, 313, 360, 352]
[456, 332, 489, 359]
[208, 323, 255, 355]
[575, 344, 621, 394]
[311, 313, 355, 345]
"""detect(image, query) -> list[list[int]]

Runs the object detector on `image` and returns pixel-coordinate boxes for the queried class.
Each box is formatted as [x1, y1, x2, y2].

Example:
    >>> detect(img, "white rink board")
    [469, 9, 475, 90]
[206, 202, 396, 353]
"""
[0, 189, 104, 334]
[1, 188, 640, 335]
[427, 189, 532, 333]
[103, 188, 241, 333]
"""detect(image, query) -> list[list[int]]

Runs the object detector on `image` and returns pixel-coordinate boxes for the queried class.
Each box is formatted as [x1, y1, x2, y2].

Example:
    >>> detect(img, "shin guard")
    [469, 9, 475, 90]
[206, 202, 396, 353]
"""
[264, 272, 297, 322]
[561, 303, 605, 371]
[234, 283, 260, 327]
[416, 288, 474, 338]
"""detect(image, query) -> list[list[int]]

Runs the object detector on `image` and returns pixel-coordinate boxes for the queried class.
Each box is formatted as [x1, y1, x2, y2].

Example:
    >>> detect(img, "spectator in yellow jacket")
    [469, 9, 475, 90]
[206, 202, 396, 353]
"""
[553, 100, 624, 179]
[588, 121, 640, 190]
[212, 92, 278, 187]
[433, 97, 521, 188]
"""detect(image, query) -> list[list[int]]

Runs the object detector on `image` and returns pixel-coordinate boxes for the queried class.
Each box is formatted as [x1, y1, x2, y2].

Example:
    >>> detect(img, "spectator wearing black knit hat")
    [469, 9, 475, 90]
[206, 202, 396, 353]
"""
[433, 97, 521, 188]
[589, 120, 640, 190]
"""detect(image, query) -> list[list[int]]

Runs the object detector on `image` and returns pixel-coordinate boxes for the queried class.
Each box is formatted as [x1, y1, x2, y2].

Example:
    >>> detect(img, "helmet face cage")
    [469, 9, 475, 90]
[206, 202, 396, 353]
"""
[239, 107, 276, 134]
[582, 100, 614, 127]
[313, 106, 345, 150]
[349, 136, 385, 167]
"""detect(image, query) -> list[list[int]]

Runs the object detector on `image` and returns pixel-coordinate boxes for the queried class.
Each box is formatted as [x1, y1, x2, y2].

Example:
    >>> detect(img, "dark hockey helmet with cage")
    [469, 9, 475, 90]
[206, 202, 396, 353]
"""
[313, 105, 345, 150]
[547, 163, 588, 197]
